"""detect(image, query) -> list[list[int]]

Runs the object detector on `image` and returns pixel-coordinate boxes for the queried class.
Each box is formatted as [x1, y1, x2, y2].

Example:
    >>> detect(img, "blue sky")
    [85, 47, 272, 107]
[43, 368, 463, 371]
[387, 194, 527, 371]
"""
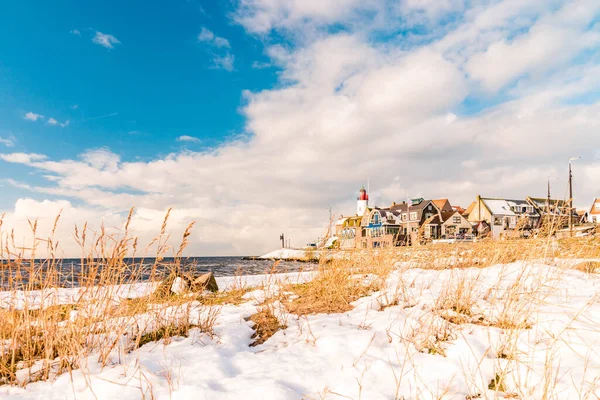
[1, 0, 600, 256]
[0, 0, 278, 197]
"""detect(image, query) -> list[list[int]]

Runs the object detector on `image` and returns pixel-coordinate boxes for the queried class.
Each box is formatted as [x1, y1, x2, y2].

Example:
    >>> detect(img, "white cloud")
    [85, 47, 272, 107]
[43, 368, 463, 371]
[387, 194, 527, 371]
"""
[197, 27, 234, 71]
[92, 31, 121, 49]
[252, 61, 271, 69]
[79, 148, 120, 171]
[1, 153, 47, 164]
[71, 104, 79, 109]
[177, 135, 201, 143]
[47, 117, 69, 127]
[198, 27, 231, 48]
[212, 53, 235, 71]
[235, 0, 370, 34]
[213, 37, 231, 48]
[0, 136, 15, 147]
[70, 29, 81, 36]
[466, 22, 598, 92]
[24, 112, 43, 121]
[198, 27, 215, 42]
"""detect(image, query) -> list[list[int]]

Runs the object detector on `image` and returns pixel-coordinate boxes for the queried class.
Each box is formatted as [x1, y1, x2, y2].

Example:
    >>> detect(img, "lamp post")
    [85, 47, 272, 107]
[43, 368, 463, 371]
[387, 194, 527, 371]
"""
[406, 194, 411, 247]
[569, 157, 581, 237]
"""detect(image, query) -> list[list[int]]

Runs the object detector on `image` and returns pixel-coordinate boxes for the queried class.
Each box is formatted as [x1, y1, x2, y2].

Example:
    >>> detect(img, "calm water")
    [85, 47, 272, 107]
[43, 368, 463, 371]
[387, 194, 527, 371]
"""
[0, 257, 314, 289]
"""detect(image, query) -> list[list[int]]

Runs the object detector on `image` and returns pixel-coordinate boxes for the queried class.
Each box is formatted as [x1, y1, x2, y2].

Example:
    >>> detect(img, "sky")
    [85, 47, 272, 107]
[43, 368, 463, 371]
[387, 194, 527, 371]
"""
[1, 0, 600, 257]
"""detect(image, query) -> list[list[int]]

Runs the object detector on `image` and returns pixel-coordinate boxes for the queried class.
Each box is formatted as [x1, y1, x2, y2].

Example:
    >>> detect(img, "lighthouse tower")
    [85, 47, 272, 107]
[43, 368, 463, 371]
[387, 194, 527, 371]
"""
[357, 186, 369, 217]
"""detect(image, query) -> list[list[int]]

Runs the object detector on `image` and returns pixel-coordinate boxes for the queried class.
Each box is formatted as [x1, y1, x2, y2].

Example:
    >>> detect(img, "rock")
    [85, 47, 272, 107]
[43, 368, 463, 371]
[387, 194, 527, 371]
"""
[170, 276, 189, 294]
[158, 271, 219, 295]
[191, 271, 219, 292]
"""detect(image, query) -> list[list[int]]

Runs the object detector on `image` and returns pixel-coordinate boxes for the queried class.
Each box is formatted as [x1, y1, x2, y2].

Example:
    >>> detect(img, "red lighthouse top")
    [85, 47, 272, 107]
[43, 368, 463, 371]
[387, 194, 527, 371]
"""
[358, 186, 369, 201]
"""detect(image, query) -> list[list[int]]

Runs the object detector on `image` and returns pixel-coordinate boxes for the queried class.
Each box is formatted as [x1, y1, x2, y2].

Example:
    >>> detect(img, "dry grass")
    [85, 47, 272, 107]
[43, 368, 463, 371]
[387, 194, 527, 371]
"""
[0, 209, 220, 386]
[248, 306, 286, 346]
[435, 271, 482, 324]
[573, 260, 600, 273]
[282, 251, 394, 315]
[198, 286, 252, 306]
[198, 270, 252, 306]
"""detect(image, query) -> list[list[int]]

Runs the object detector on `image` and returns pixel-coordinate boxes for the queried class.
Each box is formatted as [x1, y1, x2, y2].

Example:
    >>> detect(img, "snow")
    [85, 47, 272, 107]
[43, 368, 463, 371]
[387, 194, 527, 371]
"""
[259, 246, 341, 260]
[259, 248, 318, 260]
[0, 272, 315, 311]
[2, 261, 600, 399]
[482, 199, 516, 216]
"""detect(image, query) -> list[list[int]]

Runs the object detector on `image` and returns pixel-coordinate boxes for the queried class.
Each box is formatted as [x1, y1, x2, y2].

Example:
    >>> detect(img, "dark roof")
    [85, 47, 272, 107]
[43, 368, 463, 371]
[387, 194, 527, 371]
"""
[440, 211, 457, 222]
[425, 215, 441, 224]
[390, 199, 436, 213]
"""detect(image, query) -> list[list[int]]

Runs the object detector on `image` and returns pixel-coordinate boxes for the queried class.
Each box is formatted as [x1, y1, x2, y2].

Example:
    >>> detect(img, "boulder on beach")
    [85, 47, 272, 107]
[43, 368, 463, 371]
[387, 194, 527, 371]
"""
[191, 271, 219, 292]
[159, 271, 219, 295]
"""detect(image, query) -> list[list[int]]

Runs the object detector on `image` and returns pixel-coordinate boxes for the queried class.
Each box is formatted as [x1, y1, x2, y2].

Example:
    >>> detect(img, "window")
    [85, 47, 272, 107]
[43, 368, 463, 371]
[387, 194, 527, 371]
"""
[372, 213, 380, 225]
[386, 227, 399, 236]
[410, 212, 417, 220]
[453, 216, 461, 224]
[402, 213, 407, 221]
[595, 203, 600, 211]
[493, 216, 502, 226]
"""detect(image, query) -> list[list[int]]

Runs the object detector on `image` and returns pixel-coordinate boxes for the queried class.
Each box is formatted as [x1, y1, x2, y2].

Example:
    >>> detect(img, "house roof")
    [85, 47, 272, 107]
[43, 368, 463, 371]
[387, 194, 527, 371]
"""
[433, 199, 452, 212]
[452, 205, 466, 214]
[481, 198, 516, 216]
[335, 217, 349, 226]
[480, 197, 539, 217]
[440, 211, 457, 222]
[368, 208, 403, 225]
[464, 201, 476, 216]
[390, 199, 437, 213]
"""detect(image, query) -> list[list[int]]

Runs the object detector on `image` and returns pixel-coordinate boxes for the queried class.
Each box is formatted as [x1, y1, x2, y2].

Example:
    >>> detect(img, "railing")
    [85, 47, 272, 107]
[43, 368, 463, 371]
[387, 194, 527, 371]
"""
[442, 234, 476, 242]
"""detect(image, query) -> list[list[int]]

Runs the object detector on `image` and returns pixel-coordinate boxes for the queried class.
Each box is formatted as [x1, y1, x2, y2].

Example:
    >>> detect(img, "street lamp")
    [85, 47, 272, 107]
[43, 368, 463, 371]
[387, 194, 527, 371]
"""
[569, 157, 581, 236]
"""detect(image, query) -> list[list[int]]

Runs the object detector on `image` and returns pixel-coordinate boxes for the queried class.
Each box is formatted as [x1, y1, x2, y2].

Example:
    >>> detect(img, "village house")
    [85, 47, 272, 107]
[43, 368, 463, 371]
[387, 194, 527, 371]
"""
[526, 196, 576, 229]
[438, 211, 473, 238]
[587, 198, 600, 223]
[465, 196, 540, 239]
[359, 207, 404, 248]
[359, 198, 446, 247]
[335, 215, 364, 249]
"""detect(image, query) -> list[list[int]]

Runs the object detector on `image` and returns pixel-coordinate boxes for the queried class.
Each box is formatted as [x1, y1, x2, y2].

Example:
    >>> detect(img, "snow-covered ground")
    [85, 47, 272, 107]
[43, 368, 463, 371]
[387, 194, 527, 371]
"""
[2, 260, 600, 399]
[259, 247, 346, 260]
[0, 271, 316, 311]
[259, 248, 317, 260]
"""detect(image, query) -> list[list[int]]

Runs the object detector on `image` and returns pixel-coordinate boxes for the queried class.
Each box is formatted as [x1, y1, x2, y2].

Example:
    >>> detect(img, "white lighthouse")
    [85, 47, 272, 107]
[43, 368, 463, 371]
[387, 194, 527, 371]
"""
[357, 186, 369, 217]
